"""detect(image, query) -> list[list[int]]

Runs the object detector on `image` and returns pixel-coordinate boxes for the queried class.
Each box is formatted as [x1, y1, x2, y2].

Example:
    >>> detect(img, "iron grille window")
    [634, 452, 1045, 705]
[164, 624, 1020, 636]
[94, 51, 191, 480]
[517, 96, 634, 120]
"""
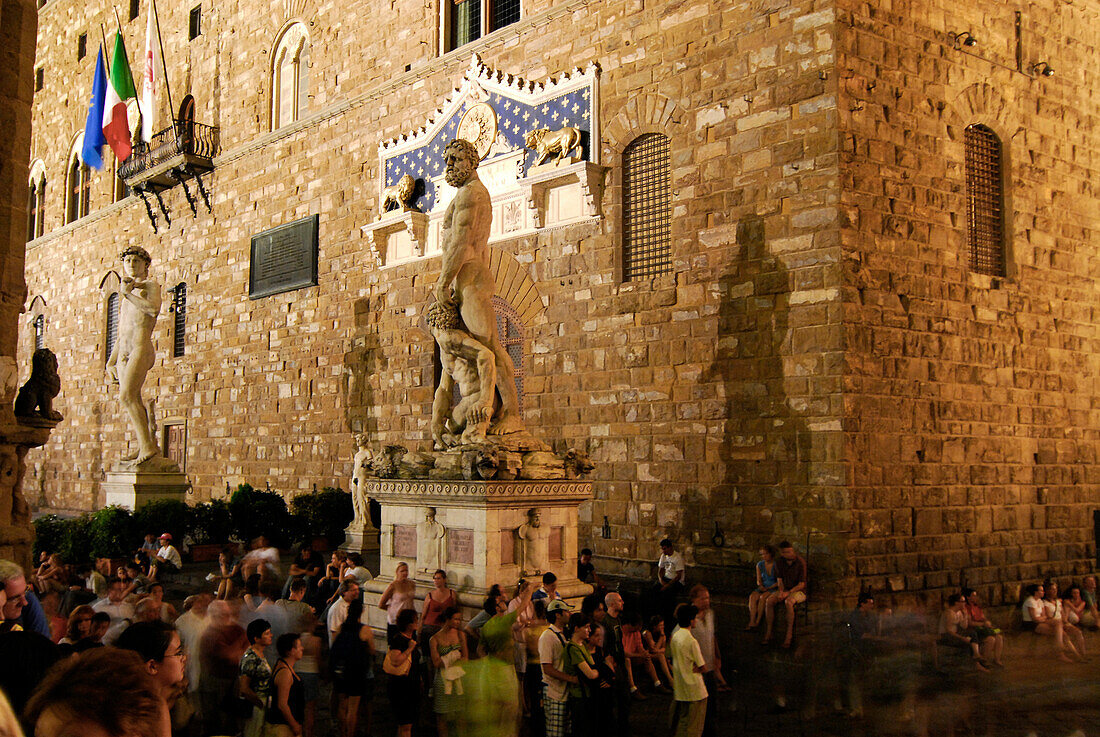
[33, 314, 44, 350]
[105, 292, 120, 364]
[172, 282, 186, 357]
[35, 67, 43, 92]
[965, 124, 1005, 276]
[493, 296, 525, 411]
[445, 296, 526, 412]
[492, 0, 521, 30]
[129, 0, 139, 21]
[77, 33, 87, 61]
[622, 133, 672, 281]
[445, 0, 520, 51]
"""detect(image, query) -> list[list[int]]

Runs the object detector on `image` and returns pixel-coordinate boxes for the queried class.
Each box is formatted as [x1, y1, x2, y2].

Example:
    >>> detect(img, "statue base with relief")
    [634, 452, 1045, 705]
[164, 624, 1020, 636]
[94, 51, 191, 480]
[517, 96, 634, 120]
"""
[360, 477, 593, 628]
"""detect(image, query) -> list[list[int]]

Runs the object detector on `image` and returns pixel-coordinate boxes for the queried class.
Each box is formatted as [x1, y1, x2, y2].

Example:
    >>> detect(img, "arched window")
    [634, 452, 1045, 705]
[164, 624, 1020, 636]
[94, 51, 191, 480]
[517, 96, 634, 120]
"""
[171, 282, 187, 358]
[964, 124, 1005, 276]
[622, 133, 672, 281]
[271, 23, 309, 130]
[492, 296, 525, 410]
[65, 141, 91, 224]
[32, 314, 45, 350]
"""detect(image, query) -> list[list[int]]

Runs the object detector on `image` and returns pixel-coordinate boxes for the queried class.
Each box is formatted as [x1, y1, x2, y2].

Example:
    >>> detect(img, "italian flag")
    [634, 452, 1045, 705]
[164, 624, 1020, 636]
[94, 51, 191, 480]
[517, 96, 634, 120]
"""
[103, 32, 137, 161]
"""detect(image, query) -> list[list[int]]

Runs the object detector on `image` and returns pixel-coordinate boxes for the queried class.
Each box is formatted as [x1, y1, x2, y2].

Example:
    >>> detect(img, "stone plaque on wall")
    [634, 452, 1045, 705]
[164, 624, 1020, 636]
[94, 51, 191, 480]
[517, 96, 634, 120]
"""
[501, 530, 515, 565]
[550, 526, 563, 560]
[447, 528, 474, 565]
[393, 524, 417, 558]
[248, 214, 319, 299]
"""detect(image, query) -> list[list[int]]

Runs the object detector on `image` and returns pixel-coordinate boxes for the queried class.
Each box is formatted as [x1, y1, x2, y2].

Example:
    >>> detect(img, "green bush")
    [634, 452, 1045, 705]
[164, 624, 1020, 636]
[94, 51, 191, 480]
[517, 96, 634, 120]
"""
[89, 505, 137, 559]
[290, 487, 353, 544]
[188, 500, 233, 544]
[60, 515, 94, 564]
[33, 514, 69, 561]
[134, 499, 191, 545]
[229, 483, 291, 545]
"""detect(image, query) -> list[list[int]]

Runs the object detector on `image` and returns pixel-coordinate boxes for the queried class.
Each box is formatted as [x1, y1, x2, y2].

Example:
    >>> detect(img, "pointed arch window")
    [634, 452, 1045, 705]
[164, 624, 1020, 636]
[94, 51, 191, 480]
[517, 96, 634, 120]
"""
[27, 160, 46, 240]
[622, 133, 672, 281]
[66, 146, 91, 223]
[271, 24, 310, 130]
[171, 282, 187, 358]
[964, 124, 1005, 276]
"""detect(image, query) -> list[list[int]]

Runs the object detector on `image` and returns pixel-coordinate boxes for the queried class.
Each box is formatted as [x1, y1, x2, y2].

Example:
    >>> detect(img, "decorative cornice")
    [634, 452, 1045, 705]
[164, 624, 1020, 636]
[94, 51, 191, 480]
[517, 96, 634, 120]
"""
[364, 478, 592, 507]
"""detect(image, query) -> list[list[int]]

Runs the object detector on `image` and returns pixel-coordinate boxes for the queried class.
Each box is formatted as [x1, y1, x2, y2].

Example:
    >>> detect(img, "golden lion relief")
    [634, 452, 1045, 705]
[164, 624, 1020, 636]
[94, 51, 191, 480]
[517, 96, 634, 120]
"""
[380, 173, 418, 216]
[524, 126, 583, 166]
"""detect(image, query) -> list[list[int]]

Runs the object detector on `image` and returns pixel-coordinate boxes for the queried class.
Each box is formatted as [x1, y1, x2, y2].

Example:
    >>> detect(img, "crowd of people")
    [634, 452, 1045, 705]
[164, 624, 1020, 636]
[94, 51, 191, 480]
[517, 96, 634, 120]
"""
[4, 530, 1099, 737]
[0, 535, 732, 737]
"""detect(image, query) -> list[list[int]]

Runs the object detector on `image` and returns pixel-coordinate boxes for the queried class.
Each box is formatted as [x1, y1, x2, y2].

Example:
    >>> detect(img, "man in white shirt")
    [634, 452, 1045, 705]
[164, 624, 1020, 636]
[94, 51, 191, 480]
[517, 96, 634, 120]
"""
[654, 538, 686, 627]
[153, 533, 182, 574]
[538, 599, 575, 737]
[669, 603, 708, 737]
[175, 593, 211, 691]
[92, 577, 136, 644]
[326, 581, 365, 645]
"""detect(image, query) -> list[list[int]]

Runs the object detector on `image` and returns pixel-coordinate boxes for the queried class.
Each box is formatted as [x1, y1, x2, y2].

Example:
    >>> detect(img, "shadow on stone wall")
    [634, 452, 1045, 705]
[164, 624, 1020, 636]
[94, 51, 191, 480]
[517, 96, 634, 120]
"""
[343, 295, 384, 437]
[698, 214, 844, 593]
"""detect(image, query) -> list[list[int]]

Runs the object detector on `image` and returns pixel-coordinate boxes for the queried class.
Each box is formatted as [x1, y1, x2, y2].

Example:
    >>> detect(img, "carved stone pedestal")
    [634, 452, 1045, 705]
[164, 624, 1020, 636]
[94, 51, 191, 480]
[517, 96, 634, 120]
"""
[340, 520, 381, 556]
[0, 416, 57, 570]
[103, 466, 189, 510]
[360, 478, 593, 630]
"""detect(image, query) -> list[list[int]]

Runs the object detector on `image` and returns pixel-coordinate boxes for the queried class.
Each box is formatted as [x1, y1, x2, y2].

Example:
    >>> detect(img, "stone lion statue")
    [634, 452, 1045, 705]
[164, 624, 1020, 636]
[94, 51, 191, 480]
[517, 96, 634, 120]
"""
[381, 174, 417, 215]
[524, 126, 583, 165]
[563, 448, 595, 479]
[14, 348, 62, 422]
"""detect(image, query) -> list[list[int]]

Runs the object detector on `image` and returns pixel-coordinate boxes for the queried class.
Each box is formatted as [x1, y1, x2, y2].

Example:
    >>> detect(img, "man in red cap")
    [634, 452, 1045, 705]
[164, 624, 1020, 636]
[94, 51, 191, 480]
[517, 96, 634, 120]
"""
[151, 532, 182, 576]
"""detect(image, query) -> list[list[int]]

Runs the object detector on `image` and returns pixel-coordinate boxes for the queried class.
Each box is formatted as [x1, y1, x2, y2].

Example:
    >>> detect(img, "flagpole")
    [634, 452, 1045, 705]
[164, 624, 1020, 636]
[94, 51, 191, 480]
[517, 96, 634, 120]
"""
[112, 7, 146, 128]
[150, 0, 175, 122]
[99, 25, 112, 74]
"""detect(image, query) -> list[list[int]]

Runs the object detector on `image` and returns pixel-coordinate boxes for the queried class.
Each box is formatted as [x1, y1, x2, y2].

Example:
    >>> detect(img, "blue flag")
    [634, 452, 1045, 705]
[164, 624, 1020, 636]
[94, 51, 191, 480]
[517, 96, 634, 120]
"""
[82, 46, 108, 170]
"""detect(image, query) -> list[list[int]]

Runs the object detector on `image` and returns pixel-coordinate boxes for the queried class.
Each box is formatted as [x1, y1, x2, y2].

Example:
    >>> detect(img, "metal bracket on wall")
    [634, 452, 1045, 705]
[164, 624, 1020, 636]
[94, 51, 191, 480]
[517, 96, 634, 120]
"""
[135, 187, 159, 233]
[172, 168, 197, 217]
[188, 167, 213, 213]
[151, 187, 172, 229]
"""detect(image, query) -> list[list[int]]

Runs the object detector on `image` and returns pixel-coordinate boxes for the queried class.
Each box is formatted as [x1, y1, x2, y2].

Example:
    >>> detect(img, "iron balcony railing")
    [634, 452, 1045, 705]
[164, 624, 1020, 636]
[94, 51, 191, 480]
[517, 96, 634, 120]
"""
[119, 119, 219, 180]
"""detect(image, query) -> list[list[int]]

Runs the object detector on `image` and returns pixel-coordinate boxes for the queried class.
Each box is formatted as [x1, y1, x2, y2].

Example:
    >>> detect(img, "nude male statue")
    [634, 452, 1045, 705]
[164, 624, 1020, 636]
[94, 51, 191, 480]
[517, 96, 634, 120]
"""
[105, 245, 162, 465]
[435, 138, 524, 435]
[425, 299, 496, 449]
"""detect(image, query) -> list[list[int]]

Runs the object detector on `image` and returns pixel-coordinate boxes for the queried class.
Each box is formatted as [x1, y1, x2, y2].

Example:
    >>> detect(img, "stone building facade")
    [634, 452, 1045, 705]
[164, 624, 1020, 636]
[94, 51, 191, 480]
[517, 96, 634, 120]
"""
[20, 0, 1100, 601]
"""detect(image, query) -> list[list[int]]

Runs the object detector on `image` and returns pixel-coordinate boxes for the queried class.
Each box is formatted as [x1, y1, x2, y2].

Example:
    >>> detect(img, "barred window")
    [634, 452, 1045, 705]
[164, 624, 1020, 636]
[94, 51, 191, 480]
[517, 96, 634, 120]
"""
[492, 296, 525, 411]
[172, 282, 187, 358]
[965, 124, 1005, 276]
[105, 292, 120, 364]
[622, 133, 672, 281]
[443, 0, 521, 52]
[33, 314, 45, 350]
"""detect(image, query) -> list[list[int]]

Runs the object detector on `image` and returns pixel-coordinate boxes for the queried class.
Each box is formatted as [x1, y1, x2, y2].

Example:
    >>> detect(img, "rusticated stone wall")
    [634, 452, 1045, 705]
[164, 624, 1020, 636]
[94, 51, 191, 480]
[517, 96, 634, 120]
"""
[838, 0, 1100, 603]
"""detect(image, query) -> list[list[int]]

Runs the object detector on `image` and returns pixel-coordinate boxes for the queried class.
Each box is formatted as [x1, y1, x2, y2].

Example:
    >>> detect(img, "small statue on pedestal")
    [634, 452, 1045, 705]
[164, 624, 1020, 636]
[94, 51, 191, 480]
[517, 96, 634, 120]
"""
[416, 506, 446, 574]
[13, 348, 62, 424]
[350, 434, 373, 527]
[518, 507, 550, 576]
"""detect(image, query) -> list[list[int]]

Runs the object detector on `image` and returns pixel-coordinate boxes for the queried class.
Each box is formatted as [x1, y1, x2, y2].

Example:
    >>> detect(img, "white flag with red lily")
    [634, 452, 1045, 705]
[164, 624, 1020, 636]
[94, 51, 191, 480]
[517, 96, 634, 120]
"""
[141, 0, 158, 142]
